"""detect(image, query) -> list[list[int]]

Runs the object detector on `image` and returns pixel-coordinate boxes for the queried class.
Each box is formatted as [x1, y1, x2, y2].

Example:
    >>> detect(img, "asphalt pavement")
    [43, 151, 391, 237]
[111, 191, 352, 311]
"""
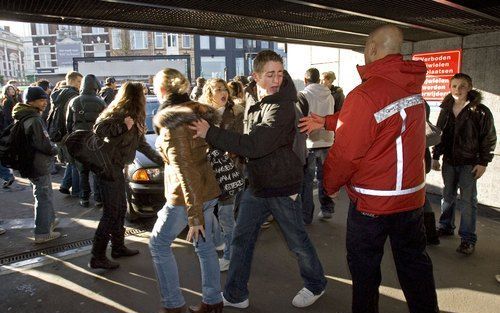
[0, 171, 499, 313]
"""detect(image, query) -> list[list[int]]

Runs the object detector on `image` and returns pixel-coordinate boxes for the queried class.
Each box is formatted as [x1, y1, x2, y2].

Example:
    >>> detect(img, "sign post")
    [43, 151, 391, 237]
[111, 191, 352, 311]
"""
[412, 50, 462, 101]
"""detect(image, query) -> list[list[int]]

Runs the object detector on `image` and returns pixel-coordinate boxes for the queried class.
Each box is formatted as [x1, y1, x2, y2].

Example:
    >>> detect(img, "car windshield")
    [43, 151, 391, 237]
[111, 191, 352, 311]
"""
[145, 97, 160, 134]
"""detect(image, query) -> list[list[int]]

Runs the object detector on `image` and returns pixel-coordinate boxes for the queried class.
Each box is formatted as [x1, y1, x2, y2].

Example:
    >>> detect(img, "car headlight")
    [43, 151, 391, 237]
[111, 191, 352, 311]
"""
[131, 168, 162, 182]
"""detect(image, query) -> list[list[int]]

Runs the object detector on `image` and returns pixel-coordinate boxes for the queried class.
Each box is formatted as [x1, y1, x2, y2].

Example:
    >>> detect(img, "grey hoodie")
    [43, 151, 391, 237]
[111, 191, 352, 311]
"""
[299, 83, 335, 149]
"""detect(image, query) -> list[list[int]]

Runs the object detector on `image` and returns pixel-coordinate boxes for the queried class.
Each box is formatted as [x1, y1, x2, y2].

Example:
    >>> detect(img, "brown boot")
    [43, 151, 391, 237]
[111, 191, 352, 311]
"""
[188, 302, 223, 313]
[159, 305, 187, 313]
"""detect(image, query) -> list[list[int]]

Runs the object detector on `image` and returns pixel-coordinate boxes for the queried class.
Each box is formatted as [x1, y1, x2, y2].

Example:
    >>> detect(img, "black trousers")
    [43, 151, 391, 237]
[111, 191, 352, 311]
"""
[91, 166, 127, 258]
[346, 202, 439, 313]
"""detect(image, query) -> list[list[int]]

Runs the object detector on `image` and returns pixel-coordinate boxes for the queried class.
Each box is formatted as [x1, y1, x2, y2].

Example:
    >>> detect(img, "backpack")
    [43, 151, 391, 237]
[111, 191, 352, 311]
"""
[0, 115, 35, 173]
[47, 88, 76, 142]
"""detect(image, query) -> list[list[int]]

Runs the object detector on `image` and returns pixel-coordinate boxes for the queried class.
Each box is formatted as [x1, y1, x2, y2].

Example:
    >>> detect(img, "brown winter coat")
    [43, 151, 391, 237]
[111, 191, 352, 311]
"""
[154, 101, 221, 227]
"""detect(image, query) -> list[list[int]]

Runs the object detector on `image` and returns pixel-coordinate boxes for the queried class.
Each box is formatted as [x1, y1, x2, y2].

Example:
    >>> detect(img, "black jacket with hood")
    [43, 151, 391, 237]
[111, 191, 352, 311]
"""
[432, 90, 496, 166]
[12, 103, 57, 178]
[205, 71, 303, 197]
[67, 75, 106, 133]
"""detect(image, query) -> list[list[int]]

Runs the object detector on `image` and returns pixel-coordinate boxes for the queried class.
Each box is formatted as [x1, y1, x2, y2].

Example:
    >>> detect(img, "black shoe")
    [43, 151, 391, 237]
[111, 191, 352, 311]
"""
[456, 241, 475, 255]
[79, 199, 90, 207]
[2, 177, 15, 188]
[59, 187, 70, 194]
[111, 246, 140, 258]
[88, 256, 120, 269]
[437, 228, 454, 237]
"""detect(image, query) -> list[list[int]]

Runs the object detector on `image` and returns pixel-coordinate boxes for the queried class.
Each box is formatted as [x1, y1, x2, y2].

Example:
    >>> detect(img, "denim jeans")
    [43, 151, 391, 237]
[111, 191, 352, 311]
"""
[61, 163, 80, 196]
[223, 189, 326, 303]
[346, 203, 438, 313]
[78, 166, 102, 201]
[0, 163, 14, 181]
[301, 148, 335, 224]
[217, 201, 235, 261]
[29, 175, 56, 235]
[149, 198, 221, 309]
[439, 163, 478, 244]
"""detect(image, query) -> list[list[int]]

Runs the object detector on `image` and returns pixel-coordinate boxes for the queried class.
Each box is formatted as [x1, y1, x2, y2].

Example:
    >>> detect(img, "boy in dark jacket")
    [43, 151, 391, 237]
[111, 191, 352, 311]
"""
[13, 87, 60, 243]
[190, 50, 326, 308]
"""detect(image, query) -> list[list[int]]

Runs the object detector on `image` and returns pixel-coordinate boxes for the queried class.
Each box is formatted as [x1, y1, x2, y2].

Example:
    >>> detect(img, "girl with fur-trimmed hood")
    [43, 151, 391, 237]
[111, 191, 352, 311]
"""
[149, 68, 223, 313]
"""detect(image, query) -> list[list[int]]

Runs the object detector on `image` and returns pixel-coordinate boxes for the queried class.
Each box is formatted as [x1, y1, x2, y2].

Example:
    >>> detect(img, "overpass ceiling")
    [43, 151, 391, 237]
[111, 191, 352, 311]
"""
[0, 0, 499, 49]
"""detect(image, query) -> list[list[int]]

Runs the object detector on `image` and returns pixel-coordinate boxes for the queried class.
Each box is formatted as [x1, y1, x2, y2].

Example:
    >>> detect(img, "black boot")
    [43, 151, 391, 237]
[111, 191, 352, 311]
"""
[424, 212, 440, 245]
[111, 245, 140, 258]
[89, 256, 120, 269]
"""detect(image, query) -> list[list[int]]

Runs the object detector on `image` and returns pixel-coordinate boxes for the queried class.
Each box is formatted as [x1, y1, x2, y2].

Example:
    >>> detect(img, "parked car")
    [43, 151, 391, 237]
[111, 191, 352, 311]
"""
[125, 96, 164, 221]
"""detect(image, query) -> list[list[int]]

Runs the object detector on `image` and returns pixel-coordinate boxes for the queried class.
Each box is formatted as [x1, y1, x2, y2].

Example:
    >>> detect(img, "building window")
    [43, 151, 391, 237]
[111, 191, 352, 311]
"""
[94, 43, 106, 57]
[215, 37, 225, 50]
[10, 54, 19, 77]
[200, 56, 226, 79]
[111, 29, 122, 49]
[261, 41, 269, 49]
[92, 27, 105, 34]
[182, 35, 192, 48]
[155, 32, 165, 49]
[130, 30, 148, 50]
[200, 36, 210, 50]
[247, 40, 257, 48]
[235, 39, 243, 49]
[167, 34, 178, 48]
[236, 57, 244, 76]
[38, 46, 51, 68]
[36, 23, 49, 35]
[277, 42, 286, 50]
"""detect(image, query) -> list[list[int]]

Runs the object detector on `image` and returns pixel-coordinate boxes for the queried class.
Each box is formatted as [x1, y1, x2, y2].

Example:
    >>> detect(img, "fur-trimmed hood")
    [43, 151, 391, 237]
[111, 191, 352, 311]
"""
[441, 89, 483, 110]
[154, 101, 221, 130]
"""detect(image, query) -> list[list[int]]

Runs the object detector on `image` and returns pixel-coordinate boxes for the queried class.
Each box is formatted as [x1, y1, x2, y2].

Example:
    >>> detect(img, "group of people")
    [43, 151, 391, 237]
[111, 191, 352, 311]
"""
[0, 22, 496, 313]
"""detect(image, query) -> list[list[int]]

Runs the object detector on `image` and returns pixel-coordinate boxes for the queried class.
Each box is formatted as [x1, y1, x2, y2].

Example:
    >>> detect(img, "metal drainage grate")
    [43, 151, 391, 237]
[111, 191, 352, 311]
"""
[0, 220, 155, 266]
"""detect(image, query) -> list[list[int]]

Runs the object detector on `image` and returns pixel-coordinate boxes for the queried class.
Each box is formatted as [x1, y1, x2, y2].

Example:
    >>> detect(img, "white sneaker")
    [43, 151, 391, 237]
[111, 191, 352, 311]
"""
[292, 287, 324, 308]
[0, 227, 5, 235]
[34, 231, 61, 244]
[221, 292, 249, 309]
[219, 258, 230, 272]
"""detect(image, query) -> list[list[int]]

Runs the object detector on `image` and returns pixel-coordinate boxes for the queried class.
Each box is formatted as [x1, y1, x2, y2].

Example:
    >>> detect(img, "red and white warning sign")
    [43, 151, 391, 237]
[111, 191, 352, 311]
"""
[412, 50, 462, 101]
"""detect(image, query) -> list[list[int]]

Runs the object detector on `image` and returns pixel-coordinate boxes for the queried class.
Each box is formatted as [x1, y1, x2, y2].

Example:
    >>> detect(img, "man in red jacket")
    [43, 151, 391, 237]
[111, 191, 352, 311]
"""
[300, 25, 439, 313]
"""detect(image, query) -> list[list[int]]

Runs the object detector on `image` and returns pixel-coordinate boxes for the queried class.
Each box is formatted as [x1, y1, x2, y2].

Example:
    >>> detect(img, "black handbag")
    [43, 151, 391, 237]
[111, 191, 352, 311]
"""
[63, 130, 118, 181]
[425, 121, 442, 147]
[207, 148, 245, 199]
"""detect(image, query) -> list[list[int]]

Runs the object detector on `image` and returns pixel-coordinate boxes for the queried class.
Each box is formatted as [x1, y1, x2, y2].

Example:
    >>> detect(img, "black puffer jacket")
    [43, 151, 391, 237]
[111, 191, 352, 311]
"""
[67, 75, 106, 133]
[206, 71, 303, 197]
[432, 90, 496, 166]
[12, 103, 57, 178]
[94, 112, 163, 167]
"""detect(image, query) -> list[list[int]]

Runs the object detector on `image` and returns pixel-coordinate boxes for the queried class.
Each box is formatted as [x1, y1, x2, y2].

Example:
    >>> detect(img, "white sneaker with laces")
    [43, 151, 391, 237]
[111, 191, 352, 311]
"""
[292, 287, 324, 308]
[219, 258, 230, 272]
[221, 292, 249, 309]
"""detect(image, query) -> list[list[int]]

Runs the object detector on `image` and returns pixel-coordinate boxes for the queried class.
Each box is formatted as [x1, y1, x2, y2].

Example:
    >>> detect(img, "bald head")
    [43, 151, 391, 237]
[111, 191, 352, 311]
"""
[364, 25, 404, 64]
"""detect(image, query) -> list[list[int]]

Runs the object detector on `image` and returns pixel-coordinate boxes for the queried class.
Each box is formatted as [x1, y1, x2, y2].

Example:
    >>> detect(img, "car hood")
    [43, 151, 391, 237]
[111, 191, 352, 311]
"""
[134, 133, 160, 168]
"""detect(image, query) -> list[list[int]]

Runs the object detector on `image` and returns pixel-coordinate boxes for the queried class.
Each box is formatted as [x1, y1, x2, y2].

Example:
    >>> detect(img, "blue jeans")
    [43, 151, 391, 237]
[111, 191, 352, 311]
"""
[346, 203, 438, 313]
[149, 199, 221, 309]
[29, 175, 56, 235]
[301, 148, 335, 224]
[439, 163, 478, 244]
[223, 189, 326, 303]
[217, 201, 235, 261]
[61, 163, 80, 196]
[0, 163, 14, 181]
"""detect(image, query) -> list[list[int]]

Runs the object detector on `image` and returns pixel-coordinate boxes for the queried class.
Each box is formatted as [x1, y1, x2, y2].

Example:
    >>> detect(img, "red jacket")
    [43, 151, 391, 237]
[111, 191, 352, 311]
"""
[323, 54, 427, 215]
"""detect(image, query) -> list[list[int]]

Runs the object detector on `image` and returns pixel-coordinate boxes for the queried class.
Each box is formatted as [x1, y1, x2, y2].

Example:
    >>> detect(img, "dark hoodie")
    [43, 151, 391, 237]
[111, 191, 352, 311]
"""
[12, 103, 57, 178]
[205, 71, 303, 197]
[432, 90, 496, 166]
[67, 74, 106, 133]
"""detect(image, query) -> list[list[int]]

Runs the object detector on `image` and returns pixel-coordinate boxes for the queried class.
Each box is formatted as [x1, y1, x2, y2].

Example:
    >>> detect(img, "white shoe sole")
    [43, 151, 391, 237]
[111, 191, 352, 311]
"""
[222, 292, 249, 309]
[292, 290, 325, 308]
